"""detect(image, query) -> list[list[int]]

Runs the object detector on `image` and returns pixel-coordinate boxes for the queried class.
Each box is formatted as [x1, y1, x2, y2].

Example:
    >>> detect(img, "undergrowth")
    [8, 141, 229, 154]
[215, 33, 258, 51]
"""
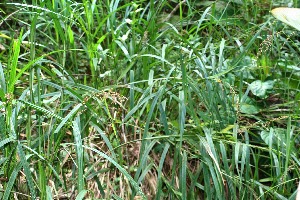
[0, 0, 299, 199]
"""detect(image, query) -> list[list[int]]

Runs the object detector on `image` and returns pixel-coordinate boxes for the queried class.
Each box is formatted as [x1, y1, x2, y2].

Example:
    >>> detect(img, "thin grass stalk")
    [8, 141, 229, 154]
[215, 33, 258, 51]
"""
[283, 117, 292, 182]
[29, 3, 47, 197]
[4, 30, 22, 187]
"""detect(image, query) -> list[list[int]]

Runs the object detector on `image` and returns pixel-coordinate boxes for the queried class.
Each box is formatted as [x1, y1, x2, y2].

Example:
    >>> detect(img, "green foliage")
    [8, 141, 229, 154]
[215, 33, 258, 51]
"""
[0, 0, 299, 199]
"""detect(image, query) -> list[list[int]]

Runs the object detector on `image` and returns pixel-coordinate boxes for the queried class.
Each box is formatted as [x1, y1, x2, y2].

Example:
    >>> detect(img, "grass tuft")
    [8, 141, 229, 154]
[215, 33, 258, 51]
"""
[0, 0, 299, 199]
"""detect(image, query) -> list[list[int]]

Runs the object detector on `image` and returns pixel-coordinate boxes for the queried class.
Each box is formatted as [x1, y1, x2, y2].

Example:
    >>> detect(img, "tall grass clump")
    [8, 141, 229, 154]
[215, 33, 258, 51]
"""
[0, 0, 299, 199]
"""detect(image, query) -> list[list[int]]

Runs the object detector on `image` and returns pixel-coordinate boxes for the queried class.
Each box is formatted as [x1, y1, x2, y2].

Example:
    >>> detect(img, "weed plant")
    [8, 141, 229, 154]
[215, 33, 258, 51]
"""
[0, 0, 299, 199]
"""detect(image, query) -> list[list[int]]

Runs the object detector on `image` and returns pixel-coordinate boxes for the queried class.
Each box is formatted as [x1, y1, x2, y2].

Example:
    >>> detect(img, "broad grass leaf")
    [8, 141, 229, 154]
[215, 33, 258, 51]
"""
[2, 162, 22, 200]
[17, 143, 36, 199]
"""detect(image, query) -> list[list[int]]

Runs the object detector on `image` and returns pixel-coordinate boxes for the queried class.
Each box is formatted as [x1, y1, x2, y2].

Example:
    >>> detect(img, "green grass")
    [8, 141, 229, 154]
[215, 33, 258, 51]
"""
[0, 0, 299, 199]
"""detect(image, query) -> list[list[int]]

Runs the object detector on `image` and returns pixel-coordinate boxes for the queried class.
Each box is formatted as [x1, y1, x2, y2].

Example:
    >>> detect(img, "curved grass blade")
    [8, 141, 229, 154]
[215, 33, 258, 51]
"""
[0, 137, 15, 149]
[2, 162, 22, 200]
[90, 122, 116, 160]
[54, 103, 82, 134]
[22, 144, 64, 189]
[75, 190, 87, 200]
[82, 145, 147, 199]
[134, 138, 157, 184]
[17, 142, 36, 199]
[156, 143, 170, 199]
[17, 100, 64, 121]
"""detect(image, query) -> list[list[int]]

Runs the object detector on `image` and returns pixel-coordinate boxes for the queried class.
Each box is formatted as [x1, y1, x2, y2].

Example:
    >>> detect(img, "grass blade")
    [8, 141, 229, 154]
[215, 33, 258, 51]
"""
[17, 142, 36, 199]
[73, 118, 85, 193]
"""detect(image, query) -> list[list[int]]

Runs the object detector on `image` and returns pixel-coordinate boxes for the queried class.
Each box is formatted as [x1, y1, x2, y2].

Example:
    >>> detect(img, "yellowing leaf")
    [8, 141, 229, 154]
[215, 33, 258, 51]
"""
[271, 7, 300, 31]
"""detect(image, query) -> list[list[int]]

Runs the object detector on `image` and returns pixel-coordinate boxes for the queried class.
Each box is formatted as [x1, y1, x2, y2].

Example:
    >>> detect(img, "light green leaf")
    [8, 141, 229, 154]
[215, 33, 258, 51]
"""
[75, 190, 87, 200]
[249, 80, 274, 98]
[46, 186, 53, 200]
[73, 119, 84, 193]
[240, 103, 259, 114]
[271, 7, 300, 31]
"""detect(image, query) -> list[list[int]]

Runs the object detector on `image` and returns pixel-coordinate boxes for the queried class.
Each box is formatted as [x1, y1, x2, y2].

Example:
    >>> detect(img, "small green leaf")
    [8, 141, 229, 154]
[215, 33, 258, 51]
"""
[249, 80, 274, 98]
[240, 103, 259, 114]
